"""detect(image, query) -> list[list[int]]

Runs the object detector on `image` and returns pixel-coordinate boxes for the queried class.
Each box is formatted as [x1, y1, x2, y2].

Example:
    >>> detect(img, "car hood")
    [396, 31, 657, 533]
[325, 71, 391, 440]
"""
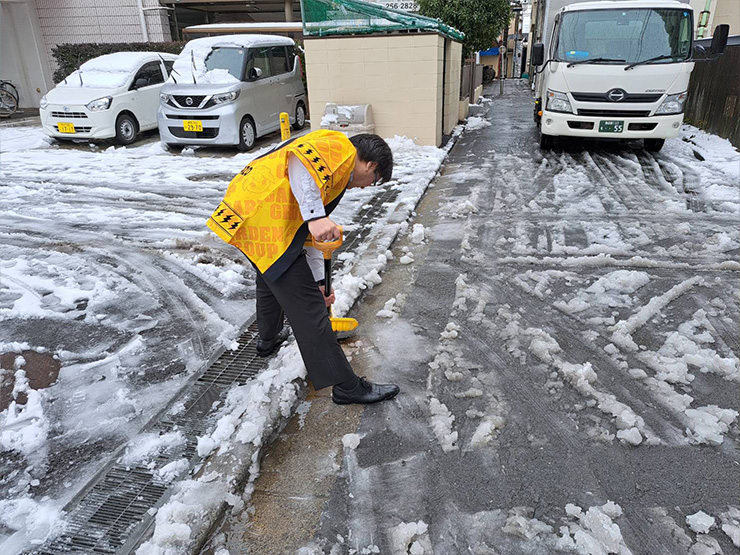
[45, 86, 120, 106]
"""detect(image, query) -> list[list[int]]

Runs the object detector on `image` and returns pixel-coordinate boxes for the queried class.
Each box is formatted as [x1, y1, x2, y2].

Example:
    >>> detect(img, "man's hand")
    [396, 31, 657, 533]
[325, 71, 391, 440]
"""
[308, 217, 341, 242]
[318, 285, 335, 307]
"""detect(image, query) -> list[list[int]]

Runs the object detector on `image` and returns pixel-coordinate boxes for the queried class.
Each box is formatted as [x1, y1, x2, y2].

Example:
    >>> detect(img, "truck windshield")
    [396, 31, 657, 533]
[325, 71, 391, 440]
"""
[204, 47, 247, 79]
[556, 8, 692, 65]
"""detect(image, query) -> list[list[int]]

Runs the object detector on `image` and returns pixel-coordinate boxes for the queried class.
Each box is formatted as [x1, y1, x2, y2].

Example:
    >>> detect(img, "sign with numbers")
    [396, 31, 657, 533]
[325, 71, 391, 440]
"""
[372, 0, 419, 12]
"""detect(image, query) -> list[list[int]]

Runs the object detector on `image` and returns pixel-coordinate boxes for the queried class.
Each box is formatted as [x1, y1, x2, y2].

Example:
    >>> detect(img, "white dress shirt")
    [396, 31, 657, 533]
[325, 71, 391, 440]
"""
[288, 153, 326, 282]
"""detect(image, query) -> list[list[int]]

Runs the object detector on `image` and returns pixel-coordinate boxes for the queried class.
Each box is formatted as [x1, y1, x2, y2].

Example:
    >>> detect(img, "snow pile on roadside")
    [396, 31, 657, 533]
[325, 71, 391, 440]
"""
[136, 346, 306, 555]
[466, 116, 492, 131]
[0, 127, 54, 153]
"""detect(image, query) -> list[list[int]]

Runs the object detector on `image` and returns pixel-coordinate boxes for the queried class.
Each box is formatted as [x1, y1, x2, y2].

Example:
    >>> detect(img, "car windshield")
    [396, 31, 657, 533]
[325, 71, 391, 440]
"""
[556, 8, 692, 65]
[204, 47, 247, 79]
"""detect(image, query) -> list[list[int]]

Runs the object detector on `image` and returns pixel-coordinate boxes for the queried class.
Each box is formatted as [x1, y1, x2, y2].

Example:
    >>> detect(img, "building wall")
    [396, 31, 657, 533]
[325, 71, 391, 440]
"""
[0, 0, 54, 108]
[443, 39, 462, 135]
[305, 33, 460, 147]
[35, 0, 172, 78]
[687, 0, 739, 36]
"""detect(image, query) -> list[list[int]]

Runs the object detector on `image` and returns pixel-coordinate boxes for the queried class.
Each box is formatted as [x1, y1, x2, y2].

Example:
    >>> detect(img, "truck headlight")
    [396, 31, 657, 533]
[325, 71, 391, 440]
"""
[86, 97, 112, 111]
[39, 96, 48, 110]
[655, 92, 688, 115]
[546, 90, 573, 114]
[211, 90, 240, 105]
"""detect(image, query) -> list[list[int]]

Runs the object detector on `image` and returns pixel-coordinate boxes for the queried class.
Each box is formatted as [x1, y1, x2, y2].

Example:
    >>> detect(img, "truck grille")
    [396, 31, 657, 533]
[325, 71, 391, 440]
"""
[169, 127, 219, 139]
[572, 92, 662, 103]
[577, 109, 651, 117]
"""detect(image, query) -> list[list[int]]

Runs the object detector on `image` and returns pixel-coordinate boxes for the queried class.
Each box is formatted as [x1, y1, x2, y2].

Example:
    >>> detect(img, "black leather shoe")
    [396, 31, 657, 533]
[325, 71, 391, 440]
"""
[256, 327, 290, 357]
[332, 377, 400, 405]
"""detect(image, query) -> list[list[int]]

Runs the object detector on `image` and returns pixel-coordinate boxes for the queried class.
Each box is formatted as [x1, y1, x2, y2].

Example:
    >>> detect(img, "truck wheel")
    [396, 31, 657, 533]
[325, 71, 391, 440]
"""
[540, 132, 554, 150]
[238, 117, 256, 151]
[644, 138, 665, 152]
[293, 102, 306, 131]
[115, 113, 138, 145]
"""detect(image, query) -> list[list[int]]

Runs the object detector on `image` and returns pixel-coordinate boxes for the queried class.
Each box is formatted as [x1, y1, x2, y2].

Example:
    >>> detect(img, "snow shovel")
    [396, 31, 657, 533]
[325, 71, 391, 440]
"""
[311, 228, 359, 338]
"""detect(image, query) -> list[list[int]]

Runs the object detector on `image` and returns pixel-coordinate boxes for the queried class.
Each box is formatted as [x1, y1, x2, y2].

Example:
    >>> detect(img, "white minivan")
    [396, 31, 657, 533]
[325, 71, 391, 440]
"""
[40, 52, 179, 145]
[157, 35, 307, 151]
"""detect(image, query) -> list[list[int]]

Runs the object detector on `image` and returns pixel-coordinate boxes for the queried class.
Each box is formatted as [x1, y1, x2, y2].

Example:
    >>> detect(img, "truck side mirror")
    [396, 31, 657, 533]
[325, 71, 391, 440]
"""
[532, 43, 545, 66]
[710, 24, 729, 55]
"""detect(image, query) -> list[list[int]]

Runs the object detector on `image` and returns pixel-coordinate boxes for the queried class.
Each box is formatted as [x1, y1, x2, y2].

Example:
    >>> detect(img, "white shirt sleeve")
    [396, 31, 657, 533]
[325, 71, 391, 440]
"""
[304, 246, 325, 282]
[288, 153, 326, 221]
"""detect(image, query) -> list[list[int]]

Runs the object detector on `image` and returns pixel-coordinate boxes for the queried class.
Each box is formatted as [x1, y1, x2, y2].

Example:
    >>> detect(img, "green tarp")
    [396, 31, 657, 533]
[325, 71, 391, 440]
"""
[300, 0, 464, 42]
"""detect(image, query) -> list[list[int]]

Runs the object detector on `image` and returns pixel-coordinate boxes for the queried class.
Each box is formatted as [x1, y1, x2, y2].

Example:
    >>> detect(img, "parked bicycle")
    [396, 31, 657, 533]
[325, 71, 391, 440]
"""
[0, 79, 19, 117]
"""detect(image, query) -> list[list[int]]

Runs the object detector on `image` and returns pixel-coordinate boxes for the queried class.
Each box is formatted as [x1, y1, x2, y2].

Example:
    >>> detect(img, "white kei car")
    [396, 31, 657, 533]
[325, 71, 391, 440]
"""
[40, 52, 179, 145]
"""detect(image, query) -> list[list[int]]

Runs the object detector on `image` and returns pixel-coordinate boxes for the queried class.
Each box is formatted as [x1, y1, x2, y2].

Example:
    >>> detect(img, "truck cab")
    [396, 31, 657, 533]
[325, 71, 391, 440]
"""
[530, 0, 727, 151]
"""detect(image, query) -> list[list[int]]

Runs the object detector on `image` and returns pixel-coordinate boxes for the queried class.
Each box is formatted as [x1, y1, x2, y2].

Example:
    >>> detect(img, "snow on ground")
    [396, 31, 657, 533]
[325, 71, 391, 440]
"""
[0, 124, 450, 552]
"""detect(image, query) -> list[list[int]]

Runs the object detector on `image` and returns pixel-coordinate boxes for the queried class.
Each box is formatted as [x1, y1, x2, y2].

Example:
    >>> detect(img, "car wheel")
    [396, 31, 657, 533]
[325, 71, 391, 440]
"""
[238, 117, 256, 151]
[540, 132, 554, 150]
[115, 114, 138, 145]
[293, 102, 306, 131]
[644, 138, 665, 152]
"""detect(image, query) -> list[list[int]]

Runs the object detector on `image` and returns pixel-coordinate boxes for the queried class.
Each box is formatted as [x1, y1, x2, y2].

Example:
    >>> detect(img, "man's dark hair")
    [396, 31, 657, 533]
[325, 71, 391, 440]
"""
[349, 134, 393, 184]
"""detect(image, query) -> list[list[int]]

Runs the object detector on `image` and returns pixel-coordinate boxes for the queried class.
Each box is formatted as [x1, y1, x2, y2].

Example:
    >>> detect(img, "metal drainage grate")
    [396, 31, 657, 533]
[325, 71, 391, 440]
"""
[32, 184, 403, 555]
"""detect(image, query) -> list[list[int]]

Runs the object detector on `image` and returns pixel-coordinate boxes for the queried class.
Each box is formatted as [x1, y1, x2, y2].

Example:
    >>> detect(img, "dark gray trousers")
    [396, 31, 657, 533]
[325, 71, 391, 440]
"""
[255, 251, 356, 390]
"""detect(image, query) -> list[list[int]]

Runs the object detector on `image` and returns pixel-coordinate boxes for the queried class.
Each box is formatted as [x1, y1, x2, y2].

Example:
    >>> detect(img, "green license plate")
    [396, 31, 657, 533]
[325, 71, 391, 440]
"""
[599, 120, 624, 133]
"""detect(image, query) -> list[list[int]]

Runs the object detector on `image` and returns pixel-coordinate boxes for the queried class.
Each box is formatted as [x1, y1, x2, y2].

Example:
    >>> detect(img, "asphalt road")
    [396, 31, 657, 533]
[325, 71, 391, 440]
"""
[219, 81, 740, 555]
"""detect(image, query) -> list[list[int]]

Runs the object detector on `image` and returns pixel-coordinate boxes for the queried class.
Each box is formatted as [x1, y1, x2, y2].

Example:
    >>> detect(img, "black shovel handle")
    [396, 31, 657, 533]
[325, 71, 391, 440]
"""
[323, 257, 333, 315]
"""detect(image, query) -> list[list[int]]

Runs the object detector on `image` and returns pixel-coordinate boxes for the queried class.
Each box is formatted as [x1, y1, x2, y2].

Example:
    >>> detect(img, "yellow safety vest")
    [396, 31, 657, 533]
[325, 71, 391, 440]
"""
[207, 130, 357, 279]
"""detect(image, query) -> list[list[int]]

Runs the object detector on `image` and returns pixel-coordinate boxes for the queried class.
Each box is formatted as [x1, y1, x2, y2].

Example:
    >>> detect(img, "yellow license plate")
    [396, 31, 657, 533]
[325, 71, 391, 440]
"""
[183, 120, 203, 132]
[58, 122, 76, 134]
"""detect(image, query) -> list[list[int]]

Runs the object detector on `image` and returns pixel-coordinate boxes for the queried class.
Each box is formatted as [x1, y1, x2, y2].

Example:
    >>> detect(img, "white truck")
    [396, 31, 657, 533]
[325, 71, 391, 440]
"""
[530, 0, 729, 150]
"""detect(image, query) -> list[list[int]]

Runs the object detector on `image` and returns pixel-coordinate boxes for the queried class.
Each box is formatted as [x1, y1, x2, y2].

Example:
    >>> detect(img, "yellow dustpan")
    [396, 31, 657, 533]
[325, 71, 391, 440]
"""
[312, 228, 359, 337]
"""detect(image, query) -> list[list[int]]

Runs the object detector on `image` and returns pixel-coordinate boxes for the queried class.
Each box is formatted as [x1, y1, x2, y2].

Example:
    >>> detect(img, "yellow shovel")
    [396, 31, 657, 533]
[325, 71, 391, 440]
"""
[312, 228, 359, 337]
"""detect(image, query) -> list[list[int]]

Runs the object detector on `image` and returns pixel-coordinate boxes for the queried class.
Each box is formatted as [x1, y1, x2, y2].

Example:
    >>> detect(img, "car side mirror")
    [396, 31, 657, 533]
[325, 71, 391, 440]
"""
[710, 24, 729, 55]
[134, 77, 149, 89]
[248, 67, 263, 80]
[532, 43, 545, 66]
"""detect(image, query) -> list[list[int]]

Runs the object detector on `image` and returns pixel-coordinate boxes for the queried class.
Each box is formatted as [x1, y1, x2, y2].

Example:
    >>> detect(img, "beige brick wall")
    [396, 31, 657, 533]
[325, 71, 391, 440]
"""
[35, 0, 172, 78]
[306, 33, 461, 147]
[443, 39, 462, 135]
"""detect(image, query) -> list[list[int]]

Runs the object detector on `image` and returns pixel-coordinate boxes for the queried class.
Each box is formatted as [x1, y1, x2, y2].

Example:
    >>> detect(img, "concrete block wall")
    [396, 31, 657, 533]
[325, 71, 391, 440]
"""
[305, 33, 454, 146]
[443, 39, 462, 135]
[34, 0, 172, 78]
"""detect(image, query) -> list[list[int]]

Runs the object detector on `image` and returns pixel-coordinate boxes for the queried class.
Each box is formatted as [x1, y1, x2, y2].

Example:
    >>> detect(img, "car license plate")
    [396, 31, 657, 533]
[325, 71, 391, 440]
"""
[183, 120, 203, 132]
[58, 122, 76, 134]
[599, 120, 624, 133]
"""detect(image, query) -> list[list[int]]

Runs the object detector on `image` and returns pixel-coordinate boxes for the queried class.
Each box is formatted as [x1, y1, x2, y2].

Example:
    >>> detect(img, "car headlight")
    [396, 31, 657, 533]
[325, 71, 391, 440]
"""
[39, 96, 48, 110]
[546, 90, 573, 113]
[160, 93, 172, 104]
[211, 90, 240, 105]
[86, 97, 112, 111]
[655, 92, 688, 115]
